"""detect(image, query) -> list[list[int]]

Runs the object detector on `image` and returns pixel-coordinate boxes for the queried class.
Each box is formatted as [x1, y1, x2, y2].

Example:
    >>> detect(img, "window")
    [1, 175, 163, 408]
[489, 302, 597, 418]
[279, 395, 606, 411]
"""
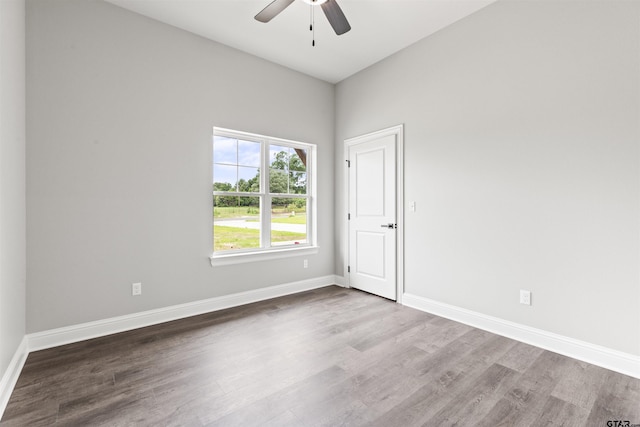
[211, 128, 316, 263]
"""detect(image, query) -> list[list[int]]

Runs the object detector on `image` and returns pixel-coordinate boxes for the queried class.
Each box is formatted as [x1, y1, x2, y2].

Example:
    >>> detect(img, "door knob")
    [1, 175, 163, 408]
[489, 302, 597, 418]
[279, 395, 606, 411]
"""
[381, 223, 396, 229]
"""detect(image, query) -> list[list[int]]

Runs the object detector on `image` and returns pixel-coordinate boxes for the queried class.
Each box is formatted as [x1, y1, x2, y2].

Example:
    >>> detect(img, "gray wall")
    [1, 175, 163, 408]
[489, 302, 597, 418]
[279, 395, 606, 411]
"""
[26, 0, 335, 333]
[0, 0, 26, 376]
[24, 0, 640, 358]
[335, 0, 640, 355]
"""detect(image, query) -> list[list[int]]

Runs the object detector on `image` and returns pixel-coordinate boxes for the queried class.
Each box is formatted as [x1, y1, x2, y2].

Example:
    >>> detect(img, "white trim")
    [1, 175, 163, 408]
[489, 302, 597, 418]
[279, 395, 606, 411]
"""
[214, 127, 313, 150]
[395, 126, 404, 305]
[342, 143, 350, 285]
[210, 246, 319, 266]
[344, 124, 404, 302]
[0, 336, 28, 418]
[29, 275, 339, 352]
[403, 293, 640, 379]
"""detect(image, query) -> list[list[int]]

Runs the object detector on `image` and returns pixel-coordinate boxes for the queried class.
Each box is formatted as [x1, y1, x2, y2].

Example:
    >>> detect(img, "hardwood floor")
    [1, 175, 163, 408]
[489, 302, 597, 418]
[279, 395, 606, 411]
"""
[2, 286, 639, 426]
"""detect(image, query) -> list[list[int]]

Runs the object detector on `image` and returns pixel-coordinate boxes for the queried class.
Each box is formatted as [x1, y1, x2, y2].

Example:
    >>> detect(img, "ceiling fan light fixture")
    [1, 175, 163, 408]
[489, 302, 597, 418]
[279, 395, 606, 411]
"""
[302, 0, 328, 5]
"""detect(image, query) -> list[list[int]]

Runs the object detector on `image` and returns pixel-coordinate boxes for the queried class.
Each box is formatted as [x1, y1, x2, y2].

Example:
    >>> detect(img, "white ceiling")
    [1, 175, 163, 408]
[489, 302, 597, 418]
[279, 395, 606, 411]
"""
[105, 0, 498, 83]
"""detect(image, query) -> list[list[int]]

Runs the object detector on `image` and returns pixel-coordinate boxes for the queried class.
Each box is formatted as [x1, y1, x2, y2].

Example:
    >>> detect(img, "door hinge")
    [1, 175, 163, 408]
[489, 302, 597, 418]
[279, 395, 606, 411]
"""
[346, 160, 350, 168]
[347, 266, 351, 273]
[348, 213, 351, 220]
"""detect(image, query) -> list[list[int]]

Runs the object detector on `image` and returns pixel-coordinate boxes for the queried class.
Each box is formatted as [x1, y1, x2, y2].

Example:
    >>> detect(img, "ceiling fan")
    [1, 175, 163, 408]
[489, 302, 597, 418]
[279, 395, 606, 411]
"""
[255, 0, 351, 36]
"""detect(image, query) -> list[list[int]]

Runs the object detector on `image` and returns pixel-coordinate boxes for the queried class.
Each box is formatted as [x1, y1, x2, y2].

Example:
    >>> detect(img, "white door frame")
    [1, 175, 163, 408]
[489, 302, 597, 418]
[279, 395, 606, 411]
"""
[344, 124, 404, 304]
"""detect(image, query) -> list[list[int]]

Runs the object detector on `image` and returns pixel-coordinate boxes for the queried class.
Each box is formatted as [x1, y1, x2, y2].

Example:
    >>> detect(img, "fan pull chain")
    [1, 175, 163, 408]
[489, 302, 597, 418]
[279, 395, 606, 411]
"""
[311, 4, 315, 46]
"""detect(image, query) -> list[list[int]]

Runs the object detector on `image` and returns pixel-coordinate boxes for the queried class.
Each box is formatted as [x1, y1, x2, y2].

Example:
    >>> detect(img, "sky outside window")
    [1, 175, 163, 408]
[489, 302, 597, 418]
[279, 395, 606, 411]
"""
[214, 136, 261, 191]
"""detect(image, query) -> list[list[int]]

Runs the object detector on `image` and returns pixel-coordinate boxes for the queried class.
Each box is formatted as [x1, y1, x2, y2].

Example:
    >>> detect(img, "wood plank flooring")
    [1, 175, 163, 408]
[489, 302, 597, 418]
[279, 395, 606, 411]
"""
[2, 286, 639, 426]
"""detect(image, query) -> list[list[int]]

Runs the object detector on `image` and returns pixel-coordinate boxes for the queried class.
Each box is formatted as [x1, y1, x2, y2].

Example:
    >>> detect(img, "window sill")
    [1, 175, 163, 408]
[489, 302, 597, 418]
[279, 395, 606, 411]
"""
[210, 246, 319, 267]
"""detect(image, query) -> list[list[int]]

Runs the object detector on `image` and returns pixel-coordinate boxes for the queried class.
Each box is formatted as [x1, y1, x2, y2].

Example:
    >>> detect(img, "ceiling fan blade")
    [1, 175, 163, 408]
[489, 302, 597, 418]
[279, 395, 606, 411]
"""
[320, 0, 351, 35]
[255, 0, 295, 23]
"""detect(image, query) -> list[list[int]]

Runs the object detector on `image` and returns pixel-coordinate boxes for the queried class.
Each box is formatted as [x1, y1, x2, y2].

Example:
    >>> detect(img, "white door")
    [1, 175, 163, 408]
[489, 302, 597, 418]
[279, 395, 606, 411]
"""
[348, 133, 397, 300]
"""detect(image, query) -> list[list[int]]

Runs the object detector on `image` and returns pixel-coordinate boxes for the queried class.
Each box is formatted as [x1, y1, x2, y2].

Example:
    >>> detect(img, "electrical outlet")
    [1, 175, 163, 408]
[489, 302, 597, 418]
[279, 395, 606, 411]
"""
[303, 259, 308, 269]
[132, 282, 142, 296]
[520, 290, 531, 305]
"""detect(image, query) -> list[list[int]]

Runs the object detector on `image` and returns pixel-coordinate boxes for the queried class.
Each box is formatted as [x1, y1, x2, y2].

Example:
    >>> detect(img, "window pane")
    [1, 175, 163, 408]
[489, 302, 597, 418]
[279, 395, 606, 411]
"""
[213, 164, 236, 191]
[271, 198, 307, 247]
[238, 140, 261, 167]
[269, 168, 289, 193]
[289, 172, 307, 194]
[213, 196, 260, 252]
[269, 146, 307, 194]
[238, 166, 260, 193]
[289, 148, 307, 172]
[213, 136, 237, 164]
[270, 145, 289, 170]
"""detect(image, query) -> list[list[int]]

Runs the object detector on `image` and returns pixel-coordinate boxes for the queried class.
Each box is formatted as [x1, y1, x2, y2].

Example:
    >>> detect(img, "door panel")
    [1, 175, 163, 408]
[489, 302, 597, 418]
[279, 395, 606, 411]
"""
[348, 134, 396, 300]
[355, 149, 385, 216]
[355, 231, 386, 278]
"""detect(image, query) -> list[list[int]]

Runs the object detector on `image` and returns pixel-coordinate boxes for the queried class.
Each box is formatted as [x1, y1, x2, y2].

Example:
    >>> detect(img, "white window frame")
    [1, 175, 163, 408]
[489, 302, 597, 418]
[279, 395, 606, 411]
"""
[210, 127, 318, 266]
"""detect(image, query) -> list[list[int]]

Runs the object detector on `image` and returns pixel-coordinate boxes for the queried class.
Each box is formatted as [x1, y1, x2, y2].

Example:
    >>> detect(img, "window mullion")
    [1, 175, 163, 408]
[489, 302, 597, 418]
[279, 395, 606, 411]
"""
[261, 141, 271, 248]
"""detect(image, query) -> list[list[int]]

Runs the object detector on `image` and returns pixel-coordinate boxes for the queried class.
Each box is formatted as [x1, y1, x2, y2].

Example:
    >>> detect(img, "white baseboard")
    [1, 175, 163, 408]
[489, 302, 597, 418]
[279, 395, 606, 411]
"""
[403, 293, 640, 379]
[29, 275, 340, 352]
[0, 336, 28, 418]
